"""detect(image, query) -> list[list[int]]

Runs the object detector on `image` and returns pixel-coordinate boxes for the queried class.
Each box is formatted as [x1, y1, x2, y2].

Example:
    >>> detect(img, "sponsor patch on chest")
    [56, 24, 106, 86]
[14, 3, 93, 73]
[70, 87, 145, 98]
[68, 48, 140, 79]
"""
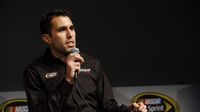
[80, 68, 91, 73]
[45, 72, 57, 78]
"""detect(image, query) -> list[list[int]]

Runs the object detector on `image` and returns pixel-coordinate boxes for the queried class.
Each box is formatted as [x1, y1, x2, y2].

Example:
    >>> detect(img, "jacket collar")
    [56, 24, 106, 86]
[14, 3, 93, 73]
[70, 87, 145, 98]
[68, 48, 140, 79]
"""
[43, 48, 65, 65]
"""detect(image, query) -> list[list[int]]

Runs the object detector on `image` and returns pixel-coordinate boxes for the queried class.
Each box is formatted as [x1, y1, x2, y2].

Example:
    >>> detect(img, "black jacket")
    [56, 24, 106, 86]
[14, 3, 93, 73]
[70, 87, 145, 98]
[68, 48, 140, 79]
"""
[23, 48, 129, 112]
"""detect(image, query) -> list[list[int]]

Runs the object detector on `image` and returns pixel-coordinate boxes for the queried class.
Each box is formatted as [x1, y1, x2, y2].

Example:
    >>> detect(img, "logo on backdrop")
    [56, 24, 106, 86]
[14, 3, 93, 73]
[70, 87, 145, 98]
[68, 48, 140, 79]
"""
[0, 98, 28, 112]
[131, 92, 180, 112]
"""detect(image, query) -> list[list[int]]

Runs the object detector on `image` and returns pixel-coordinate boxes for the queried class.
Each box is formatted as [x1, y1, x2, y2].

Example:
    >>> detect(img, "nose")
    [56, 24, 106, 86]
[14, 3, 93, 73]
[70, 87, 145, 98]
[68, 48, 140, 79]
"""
[66, 28, 73, 39]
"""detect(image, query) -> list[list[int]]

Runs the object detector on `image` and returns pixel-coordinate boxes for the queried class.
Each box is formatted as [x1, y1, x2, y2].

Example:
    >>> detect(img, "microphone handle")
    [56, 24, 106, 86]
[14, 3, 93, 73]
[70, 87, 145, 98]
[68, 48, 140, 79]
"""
[74, 71, 78, 80]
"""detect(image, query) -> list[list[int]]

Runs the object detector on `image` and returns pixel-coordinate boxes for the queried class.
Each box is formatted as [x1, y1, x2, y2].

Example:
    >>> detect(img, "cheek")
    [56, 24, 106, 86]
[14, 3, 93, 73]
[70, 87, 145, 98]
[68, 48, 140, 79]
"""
[51, 37, 64, 46]
[53, 34, 66, 42]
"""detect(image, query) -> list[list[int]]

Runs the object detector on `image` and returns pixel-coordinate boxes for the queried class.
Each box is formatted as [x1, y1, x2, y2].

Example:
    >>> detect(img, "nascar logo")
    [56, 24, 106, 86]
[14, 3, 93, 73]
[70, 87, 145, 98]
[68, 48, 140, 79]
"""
[131, 92, 180, 112]
[0, 98, 28, 112]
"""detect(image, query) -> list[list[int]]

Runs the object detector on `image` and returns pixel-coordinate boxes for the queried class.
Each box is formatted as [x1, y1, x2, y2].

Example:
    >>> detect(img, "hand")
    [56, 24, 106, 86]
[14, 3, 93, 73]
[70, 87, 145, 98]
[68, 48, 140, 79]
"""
[61, 53, 84, 83]
[128, 102, 147, 112]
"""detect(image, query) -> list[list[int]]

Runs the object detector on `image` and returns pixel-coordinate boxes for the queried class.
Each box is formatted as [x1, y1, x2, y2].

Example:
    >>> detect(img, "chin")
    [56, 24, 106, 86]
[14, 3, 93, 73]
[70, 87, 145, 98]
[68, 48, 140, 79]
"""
[65, 47, 74, 52]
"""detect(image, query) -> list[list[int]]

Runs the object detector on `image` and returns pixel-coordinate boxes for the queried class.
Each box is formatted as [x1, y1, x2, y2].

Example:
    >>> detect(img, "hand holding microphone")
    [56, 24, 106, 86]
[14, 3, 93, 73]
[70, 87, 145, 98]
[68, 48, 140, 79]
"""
[62, 47, 84, 84]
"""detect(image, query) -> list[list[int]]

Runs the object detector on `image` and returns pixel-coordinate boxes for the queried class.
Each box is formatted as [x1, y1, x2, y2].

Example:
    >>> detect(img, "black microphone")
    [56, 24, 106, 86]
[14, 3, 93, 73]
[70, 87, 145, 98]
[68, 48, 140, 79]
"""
[69, 47, 80, 80]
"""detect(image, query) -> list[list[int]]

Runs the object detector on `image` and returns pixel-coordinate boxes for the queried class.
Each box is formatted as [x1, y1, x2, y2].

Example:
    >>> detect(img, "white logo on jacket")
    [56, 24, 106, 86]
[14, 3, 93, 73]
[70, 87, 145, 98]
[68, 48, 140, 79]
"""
[45, 72, 57, 78]
[44, 68, 90, 79]
[80, 68, 91, 73]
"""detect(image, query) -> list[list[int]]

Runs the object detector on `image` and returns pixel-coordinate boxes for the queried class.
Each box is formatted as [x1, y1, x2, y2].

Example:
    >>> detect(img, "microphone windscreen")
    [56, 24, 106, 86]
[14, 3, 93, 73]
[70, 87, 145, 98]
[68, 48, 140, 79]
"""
[70, 47, 80, 54]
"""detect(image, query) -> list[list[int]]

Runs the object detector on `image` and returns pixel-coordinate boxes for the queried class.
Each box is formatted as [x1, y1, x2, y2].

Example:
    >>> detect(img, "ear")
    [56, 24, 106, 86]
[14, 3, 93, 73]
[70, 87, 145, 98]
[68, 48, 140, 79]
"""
[42, 34, 51, 45]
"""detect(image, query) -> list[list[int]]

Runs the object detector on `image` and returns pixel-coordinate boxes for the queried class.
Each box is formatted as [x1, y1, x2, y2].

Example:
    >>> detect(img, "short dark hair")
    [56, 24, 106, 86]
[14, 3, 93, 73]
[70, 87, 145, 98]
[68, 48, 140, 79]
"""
[39, 9, 72, 35]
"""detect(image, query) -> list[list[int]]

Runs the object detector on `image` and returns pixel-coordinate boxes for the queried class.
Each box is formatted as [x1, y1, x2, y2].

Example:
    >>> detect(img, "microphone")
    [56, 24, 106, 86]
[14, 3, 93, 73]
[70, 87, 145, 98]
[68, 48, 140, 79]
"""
[69, 47, 80, 80]
[70, 47, 80, 54]
[70, 48, 97, 112]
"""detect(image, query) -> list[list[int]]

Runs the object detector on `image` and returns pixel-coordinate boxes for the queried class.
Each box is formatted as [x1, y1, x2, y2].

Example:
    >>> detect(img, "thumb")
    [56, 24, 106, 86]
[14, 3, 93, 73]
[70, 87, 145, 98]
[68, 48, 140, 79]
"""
[133, 103, 139, 108]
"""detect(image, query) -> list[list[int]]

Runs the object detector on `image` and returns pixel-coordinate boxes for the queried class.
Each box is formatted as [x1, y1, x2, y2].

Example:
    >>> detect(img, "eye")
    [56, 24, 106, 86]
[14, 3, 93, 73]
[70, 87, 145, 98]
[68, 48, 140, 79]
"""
[69, 25, 75, 31]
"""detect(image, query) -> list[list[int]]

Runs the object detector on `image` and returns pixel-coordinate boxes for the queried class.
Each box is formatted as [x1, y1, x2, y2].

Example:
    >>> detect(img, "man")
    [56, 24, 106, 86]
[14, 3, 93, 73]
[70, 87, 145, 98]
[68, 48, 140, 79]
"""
[23, 9, 147, 112]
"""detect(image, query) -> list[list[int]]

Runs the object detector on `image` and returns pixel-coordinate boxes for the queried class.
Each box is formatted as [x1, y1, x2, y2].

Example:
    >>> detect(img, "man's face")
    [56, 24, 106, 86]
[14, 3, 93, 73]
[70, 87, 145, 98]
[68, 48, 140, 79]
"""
[48, 16, 76, 55]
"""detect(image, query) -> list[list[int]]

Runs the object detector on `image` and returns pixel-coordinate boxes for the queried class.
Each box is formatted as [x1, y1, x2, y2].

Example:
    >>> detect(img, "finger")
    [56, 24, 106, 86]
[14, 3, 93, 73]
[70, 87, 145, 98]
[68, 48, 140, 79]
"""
[74, 62, 81, 72]
[138, 106, 144, 111]
[138, 102, 147, 111]
[74, 62, 81, 66]
[133, 103, 139, 108]
[141, 108, 147, 112]
[73, 54, 84, 63]
[138, 102, 145, 106]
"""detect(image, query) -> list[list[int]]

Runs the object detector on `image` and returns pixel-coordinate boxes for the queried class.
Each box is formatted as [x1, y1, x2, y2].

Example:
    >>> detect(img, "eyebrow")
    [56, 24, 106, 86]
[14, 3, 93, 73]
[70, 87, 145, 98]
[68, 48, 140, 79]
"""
[56, 26, 67, 31]
[56, 24, 74, 31]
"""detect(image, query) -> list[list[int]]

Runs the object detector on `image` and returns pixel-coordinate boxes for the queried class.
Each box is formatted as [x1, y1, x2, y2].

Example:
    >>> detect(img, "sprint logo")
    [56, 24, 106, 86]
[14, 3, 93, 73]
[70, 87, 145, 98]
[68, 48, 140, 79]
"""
[131, 92, 180, 112]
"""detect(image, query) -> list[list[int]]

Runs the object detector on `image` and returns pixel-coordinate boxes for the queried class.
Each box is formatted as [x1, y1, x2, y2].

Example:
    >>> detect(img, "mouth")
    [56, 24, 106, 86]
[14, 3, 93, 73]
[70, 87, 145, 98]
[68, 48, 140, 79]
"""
[65, 41, 75, 47]
[65, 41, 74, 44]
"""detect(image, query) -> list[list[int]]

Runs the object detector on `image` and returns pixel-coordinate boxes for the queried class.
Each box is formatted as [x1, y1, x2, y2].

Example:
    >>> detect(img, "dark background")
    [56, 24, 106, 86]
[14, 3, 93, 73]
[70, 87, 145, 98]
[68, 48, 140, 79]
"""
[0, 0, 199, 91]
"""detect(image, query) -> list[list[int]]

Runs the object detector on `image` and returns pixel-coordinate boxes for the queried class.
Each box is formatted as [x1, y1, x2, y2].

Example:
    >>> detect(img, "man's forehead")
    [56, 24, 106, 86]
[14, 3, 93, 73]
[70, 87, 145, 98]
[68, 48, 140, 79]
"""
[51, 16, 73, 27]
